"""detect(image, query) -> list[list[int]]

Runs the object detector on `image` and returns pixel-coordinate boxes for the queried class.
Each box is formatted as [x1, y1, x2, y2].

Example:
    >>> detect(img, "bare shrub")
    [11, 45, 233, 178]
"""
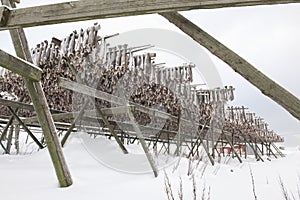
[164, 171, 175, 200]
[192, 175, 196, 200]
[164, 172, 211, 200]
[178, 177, 183, 200]
[249, 167, 258, 200]
[279, 176, 291, 200]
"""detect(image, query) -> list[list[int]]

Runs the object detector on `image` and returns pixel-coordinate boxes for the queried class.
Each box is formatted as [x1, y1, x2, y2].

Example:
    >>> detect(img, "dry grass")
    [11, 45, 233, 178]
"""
[249, 167, 258, 200]
[279, 176, 292, 200]
[164, 172, 211, 200]
[278, 175, 300, 200]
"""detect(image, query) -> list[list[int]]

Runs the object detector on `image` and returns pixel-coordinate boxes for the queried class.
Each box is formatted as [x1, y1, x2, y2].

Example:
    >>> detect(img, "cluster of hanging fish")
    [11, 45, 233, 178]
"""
[0, 22, 281, 143]
[223, 106, 283, 143]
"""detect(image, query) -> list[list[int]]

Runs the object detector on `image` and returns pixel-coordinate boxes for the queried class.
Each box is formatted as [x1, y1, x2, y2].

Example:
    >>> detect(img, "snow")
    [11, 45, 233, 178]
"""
[0, 133, 299, 200]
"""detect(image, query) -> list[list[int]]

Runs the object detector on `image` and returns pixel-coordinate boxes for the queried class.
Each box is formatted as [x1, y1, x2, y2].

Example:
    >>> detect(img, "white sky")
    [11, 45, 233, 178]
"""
[0, 1, 299, 145]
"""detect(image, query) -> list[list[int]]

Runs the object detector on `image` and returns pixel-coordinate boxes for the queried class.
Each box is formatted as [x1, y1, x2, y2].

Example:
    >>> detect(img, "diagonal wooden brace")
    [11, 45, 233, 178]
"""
[161, 12, 300, 121]
[7, 106, 44, 149]
[0, 49, 42, 81]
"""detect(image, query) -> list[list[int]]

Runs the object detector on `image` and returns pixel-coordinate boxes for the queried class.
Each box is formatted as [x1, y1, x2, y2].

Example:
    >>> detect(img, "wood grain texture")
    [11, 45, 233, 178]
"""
[3, 0, 73, 187]
[1, 0, 300, 30]
[0, 49, 42, 81]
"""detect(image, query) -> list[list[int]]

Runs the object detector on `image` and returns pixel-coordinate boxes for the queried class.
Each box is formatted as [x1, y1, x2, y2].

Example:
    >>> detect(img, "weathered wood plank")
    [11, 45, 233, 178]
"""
[0, 98, 67, 114]
[18, 106, 135, 125]
[118, 87, 159, 177]
[4, 0, 73, 187]
[1, 0, 300, 30]
[161, 12, 300, 121]
[0, 49, 42, 81]
[0, 98, 35, 112]
[26, 80, 73, 187]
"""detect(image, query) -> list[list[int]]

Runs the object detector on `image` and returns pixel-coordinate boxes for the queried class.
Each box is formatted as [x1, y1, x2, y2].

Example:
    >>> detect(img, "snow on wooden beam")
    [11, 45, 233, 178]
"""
[1, 0, 300, 30]
[0, 49, 42, 81]
[161, 12, 300, 121]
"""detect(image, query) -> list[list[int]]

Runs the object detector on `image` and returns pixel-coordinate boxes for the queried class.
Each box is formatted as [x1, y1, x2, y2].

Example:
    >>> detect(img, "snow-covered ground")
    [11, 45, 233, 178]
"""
[0, 132, 299, 200]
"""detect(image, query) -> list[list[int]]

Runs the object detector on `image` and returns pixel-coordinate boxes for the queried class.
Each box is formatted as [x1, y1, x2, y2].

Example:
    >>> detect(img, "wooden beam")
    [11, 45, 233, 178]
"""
[18, 106, 135, 125]
[4, 0, 73, 187]
[123, 101, 159, 177]
[0, 98, 35, 112]
[0, 49, 42, 81]
[161, 12, 300, 121]
[0, 98, 69, 115]
[1, 0, 300, 30]
[26, 80, 74, 187]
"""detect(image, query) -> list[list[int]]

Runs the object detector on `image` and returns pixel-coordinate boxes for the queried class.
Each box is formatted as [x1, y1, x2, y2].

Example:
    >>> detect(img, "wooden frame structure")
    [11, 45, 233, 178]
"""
[0, 0, 298, 187]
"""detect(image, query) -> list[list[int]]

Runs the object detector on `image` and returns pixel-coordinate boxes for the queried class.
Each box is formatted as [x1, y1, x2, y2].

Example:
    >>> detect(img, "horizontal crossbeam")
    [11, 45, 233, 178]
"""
[0, 98, 64, 113]
[1, 0, 300, 30]
[18, 106, 135, 125]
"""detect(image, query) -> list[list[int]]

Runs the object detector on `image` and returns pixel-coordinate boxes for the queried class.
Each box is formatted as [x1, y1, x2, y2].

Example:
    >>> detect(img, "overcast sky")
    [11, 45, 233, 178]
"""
[0, 1, 299, 146]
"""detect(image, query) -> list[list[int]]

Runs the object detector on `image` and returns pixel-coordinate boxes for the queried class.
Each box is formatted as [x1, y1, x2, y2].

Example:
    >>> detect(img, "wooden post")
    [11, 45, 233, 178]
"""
[14, 124, 20, 154]
[27, 78, 73, 187]
[124, 101, 158, 177]
[161, 12, 300, 121]
[5, 125, 14, 154]
[2, 0, 73, 187]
